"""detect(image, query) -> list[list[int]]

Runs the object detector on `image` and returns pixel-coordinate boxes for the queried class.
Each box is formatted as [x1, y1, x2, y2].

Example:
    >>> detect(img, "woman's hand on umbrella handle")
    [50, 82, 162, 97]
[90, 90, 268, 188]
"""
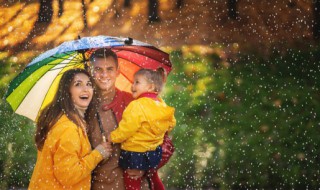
[95, 142, 112, 159]
[103, 141, 113, 158]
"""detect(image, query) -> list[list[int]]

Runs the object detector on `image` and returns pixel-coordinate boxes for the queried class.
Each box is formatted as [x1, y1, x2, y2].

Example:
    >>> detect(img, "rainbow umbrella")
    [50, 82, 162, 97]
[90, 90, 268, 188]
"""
[5, 36, 172, 121]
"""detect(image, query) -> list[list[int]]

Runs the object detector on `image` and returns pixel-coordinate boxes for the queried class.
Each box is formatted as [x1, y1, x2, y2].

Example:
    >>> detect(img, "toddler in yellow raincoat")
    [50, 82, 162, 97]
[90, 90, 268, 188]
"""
[108, 68, 176, 190]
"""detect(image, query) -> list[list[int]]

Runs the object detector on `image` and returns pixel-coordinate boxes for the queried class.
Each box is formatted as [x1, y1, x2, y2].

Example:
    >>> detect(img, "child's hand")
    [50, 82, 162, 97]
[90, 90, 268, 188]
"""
[126, 169, 145, 179]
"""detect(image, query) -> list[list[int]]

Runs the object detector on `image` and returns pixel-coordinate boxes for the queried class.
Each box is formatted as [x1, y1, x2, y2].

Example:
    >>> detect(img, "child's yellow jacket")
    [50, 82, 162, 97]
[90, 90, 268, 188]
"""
[29, 115, 103, 190]
[110, 97, 176, 152]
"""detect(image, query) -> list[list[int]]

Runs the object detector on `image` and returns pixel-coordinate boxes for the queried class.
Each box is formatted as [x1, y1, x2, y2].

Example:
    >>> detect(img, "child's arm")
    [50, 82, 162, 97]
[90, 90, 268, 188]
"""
[167, 113, 176, 133]
[109, 101, 145, 143]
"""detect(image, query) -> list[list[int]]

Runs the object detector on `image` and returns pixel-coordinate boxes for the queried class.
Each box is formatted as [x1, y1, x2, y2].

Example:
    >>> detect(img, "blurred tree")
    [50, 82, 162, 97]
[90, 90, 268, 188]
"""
[313, 0, 320, 39]
[112, 0, 121, 18]
[124, 0, 131, 7]
[38, 0, 53, 22]
[176, 0, 183, 9]
[148, 0, 160, 23]
[228, 0, 238, 20]
[14, 0, 53, 50]
[81, 0, 87, 28]
[287, 0, 296, 8]
[58, 0, 64, 17]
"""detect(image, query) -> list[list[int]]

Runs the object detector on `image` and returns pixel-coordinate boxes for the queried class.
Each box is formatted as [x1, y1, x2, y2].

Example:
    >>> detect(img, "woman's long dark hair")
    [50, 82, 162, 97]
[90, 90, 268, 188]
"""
[35, 68, 97, 150]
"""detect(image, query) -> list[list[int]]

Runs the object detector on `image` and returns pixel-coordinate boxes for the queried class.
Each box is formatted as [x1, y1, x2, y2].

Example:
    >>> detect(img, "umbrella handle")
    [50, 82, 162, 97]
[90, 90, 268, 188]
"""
[102, 135, 107, 143]
[97, 112, 108, 142]
[77, 35, 89, 70]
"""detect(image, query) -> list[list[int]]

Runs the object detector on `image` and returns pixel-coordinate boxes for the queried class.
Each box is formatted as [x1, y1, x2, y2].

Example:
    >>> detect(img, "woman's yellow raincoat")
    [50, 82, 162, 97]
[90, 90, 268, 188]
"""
[29, 115, 103, 190]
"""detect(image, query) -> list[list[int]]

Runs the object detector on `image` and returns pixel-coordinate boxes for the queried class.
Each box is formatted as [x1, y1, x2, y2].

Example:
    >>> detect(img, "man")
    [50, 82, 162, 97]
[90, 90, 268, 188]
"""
[87, 48, 151, 189]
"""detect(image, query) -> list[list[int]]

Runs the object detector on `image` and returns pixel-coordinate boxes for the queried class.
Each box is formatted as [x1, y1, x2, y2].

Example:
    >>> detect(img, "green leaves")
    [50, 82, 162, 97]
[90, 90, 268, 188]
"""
[162, 47, 320, 189]
[0, 60, 36, 189]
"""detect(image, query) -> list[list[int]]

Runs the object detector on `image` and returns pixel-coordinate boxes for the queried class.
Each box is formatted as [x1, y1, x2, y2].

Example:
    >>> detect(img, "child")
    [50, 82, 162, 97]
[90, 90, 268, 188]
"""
[108, 68, 176, 190]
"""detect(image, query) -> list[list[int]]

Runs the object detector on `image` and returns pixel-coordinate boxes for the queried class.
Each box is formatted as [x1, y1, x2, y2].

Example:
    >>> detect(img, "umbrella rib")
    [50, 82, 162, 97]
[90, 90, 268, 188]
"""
[13, 69, 56, 118]
[48, 53, 85, 71]
[50, 52, 84, 62]
[38, 58, 83, 117]
[116, 54, 170, 73]
[113, 48, 171, 67]
[50, 52, 73, 59]
[51, 53, 87, 72]
[37, 68, 65, 118]
[50, 56, 82, 63]
[120, 70, 134, 83]
[113, 49, 171, 69]
[49, 63, 83, 71]
[6, 53, 78, 99]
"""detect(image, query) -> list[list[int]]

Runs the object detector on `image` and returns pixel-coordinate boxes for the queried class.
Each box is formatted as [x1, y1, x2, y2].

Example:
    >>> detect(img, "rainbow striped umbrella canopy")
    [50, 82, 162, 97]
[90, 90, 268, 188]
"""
[5, 36, 172, 121]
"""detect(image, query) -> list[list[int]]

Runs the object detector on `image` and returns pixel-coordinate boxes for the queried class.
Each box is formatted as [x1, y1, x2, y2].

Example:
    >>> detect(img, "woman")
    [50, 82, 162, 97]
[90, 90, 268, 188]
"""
[29, 69, 112, 189]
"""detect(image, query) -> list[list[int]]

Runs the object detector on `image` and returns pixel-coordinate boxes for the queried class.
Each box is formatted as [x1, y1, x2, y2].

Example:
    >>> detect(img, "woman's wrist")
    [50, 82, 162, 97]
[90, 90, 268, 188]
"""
[95, 144, 109, 159]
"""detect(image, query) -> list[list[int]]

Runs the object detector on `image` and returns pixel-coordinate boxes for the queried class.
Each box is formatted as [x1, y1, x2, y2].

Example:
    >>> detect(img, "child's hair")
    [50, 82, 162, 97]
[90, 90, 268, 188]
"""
[135, 67, 167, 93]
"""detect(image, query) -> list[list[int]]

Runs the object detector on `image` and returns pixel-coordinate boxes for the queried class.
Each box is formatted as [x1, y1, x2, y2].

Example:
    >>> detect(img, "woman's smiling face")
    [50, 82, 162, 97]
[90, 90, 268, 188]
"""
[70, 73, 93, 109]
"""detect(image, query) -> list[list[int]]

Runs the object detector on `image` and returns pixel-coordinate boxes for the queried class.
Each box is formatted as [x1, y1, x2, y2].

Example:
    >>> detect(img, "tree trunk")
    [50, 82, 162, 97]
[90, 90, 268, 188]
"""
[314, 0, 320, 39]
[148, 0, 160, 23]
[81, 0, 88, 28]
[38, 0, 53, 22]
[176, 0, 183, 9]
[58, 0, 64, 17]
[227, 0, 238, 20]
[124, 0, 131, 7]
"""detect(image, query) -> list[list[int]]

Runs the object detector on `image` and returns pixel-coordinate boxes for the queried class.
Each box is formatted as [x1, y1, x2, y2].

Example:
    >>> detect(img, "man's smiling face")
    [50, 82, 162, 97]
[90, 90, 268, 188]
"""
[91, 57, 119, 93]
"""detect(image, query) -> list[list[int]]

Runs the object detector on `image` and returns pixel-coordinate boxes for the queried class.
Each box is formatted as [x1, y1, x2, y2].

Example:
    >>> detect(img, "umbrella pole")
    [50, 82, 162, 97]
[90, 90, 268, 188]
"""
[78, 35, 88, 70]
[81, 51, 88, 71]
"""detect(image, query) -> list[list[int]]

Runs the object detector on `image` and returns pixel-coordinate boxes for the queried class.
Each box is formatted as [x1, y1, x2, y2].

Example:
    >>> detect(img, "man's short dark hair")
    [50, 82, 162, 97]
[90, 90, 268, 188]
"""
[89, 48, 118, 68]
